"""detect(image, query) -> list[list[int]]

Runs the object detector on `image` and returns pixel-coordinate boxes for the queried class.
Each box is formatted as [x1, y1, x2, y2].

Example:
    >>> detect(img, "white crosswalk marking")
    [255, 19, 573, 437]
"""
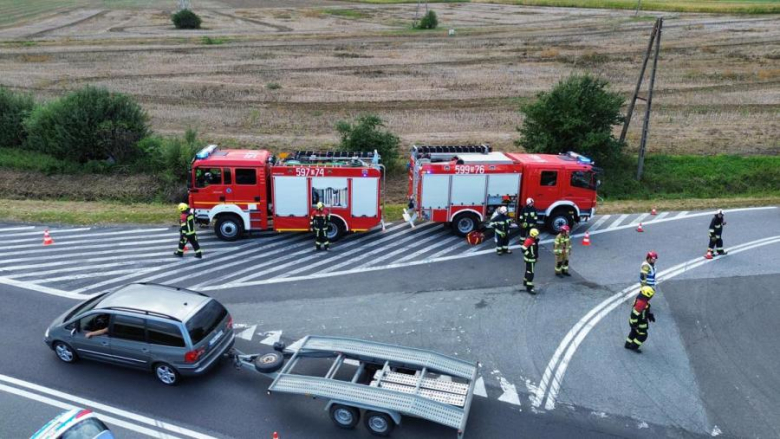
[651, 212, 669, 221]
[676, 211, 689, 218]
[426, 238, 469, 260]
[7, 260, 171, 279]
[2, 228, 170, 245]
[356, 228, 449, 268]
[629, 213, 650, 226]
[607, 214, 629, 230]
[0, 226, 36, 233]
[0, 227, 91, 238]
[394, 234, 462, 263]
[33, 268, 153, 284]
[587, 215, 611, 232]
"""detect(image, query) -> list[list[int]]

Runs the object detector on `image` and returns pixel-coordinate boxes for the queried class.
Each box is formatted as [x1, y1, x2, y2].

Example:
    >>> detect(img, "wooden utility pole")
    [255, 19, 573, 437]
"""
[620, 18, 663, 181]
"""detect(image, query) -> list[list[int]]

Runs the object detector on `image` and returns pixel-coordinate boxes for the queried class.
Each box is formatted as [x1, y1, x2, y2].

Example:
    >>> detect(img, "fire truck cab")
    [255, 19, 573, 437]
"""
[188, 145, 384, 241]
[407, 145, 600, 236]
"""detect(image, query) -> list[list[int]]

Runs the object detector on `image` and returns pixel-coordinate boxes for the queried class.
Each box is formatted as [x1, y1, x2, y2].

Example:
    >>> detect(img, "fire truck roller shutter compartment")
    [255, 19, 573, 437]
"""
[487, 173, 521, 214]
[450, 175, 486, 207]
[421, 174, 450, 221]
[273, 176, 308, 217]
[351, 177, 379, 217]
[311, 177, 348, 209]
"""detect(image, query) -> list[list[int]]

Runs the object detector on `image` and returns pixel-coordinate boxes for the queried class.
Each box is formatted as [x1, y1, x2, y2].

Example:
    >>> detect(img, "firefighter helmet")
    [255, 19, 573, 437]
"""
[640, 286, 655, 299]
[716, 209, 724, 216]
[498, 206, 507, 214]
[526, 198, 534, 205]
[646, 251, 658, 260]
[561, 225, 570, 232]
[529, 228, 539, 238]
[177, 203, 189, 212]
[316, 202, 324, 210]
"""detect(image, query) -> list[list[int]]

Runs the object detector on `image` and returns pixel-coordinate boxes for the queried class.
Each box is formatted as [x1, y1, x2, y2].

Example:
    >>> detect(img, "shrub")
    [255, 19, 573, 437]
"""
[266, 82, 281, 90]
[24, 86, 150, 164]
[417, 10, 438, 30]
[0, 86, 36, 148]
[516, 74, 625, 169]
[336, 114, 400, 172]
[136, 128, 201, 184]
[172, 9, 202, 30]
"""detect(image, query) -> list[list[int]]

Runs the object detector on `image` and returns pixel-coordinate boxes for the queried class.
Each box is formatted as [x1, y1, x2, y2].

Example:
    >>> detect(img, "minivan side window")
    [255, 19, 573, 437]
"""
[111, 315, 146, 342]
[235, 168, 257, 185]
[540, 171, 558, 187]
[147, 320, 185, 347]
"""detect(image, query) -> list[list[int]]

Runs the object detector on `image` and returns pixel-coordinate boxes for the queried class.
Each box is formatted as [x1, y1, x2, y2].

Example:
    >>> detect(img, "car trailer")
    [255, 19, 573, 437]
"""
[230, 335, 479, 437]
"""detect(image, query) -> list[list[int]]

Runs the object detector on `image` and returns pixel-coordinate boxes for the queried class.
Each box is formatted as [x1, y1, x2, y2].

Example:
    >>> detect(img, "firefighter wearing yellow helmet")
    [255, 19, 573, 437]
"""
[310, 202, 331, 251]
[625, 286, 656, 353]
[174, 203, 202, 259]
[520, 228, 540, 294]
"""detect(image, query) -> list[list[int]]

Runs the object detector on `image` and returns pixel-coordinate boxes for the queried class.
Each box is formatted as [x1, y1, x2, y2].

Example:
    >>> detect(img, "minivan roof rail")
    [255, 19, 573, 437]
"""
[105, 306, 181, 322]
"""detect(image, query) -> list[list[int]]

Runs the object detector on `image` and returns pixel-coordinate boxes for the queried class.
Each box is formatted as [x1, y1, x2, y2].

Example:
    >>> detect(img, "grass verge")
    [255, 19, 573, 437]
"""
[473, 0, 780, 14]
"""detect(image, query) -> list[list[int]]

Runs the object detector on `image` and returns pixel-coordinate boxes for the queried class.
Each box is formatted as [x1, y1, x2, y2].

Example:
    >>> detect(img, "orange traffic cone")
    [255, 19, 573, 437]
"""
[636, 223, 644, 232]
[43, 229, 54, 246]
[272, 432, 279, 439]
[582, 231, 591, 246]
[704, 250, 713, 260]
[651, 207, 657, 215]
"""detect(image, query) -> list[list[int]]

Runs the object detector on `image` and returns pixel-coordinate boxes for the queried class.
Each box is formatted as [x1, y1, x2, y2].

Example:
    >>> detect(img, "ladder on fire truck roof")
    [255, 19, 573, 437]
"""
[289, 150, 379, 164]
[412, 144, 491, 157]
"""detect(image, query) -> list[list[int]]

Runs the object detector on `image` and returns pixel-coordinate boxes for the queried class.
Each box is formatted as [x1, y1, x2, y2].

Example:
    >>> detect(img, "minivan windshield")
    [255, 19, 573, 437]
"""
[186, 300, 227, 345]
[65, 293, 107, 322]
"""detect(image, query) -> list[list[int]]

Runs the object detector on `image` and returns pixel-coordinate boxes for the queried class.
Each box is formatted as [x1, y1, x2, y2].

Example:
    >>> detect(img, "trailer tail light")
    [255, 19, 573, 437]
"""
[226, 315, 233, 330]
[185, 347, 205, 363]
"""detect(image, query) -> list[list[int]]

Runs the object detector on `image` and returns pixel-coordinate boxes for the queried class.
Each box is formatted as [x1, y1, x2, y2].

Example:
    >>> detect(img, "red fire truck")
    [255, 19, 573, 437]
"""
[188, 145, 385, 241]
[406, 145, 600, 236]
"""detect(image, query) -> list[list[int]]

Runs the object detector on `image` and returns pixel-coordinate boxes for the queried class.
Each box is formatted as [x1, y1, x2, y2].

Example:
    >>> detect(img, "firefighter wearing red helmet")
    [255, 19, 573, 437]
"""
[521, 228, 540, 294]
[640, 251, 658, 288]
[519, 198, 538, 239]
[554, 224, 572, 277]
[625, 286, 656, 353]
[310, 202, 331, 251]
[489, 205, 512, 255]
[707, 209, 728, 257]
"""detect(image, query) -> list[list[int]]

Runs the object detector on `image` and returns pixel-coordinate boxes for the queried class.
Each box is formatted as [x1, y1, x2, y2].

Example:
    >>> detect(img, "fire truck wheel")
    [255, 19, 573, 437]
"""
[326, 218, 345, 241]
[215, 214, 243, 241]
[546, 208, 574, 234]
[451, 212, 479, 237]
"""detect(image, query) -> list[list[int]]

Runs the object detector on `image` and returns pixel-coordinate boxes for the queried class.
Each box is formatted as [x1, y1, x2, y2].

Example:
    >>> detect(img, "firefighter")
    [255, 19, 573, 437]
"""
[707, 209, 728, 257]
[310, 202, 331, 251]
[519, 198, 538, 239]
[521, 228, 540, 294]
[640, 251, 658, 288]
[174, 203, 202, 259]
[625, 286, 656, 353]
[554, 225, 572, 277]
[490, 206, 512, 255]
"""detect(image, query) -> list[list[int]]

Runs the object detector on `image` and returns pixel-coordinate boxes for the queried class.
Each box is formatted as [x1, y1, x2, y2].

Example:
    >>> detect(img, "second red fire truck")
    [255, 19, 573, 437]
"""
[406, 145, 600, 235]
[188, 145, 385, 241]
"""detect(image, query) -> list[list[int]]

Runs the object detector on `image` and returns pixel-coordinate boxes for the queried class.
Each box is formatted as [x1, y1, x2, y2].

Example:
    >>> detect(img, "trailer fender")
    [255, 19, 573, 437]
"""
[325, 401, 401, 426]
[209, 204, 250, 230]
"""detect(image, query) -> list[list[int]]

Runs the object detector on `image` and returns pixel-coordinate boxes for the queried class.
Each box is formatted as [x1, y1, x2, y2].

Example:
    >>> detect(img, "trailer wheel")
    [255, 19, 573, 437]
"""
[329, 404, 360, 429]
[451, 212, 480, 237]
[326, 218, 345, 242]
[253, 352, 284, 373]
[364, 411, 395, 437]
[546, 208, 574, 234]
[215, 214, 243, 241]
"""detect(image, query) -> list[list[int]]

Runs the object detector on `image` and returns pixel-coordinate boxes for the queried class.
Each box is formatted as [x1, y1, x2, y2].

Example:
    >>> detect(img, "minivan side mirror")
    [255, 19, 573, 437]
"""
[70, 328, 77, 336]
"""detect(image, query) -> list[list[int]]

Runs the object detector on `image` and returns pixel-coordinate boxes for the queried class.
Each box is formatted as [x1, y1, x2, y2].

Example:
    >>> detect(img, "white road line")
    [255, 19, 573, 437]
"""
[394, 234, 462, 263]
[535, 235, 780, 411]
[2, 228, 171, 245]
[649, 212, 669, 222]
[232, 222, 414, 283]
[0, 227, 91, 237]
[628, 213, 650, 226]
[426, 238, 469, 260]
[0, 275, 89, 299]
[0, 244, 232, 266]
[606, 214, 629, 230]
[587, 215, 611, 232]
[473, 376, 488, 398]
[33, 268, 152, 284]
[0, 226, 36, 233]
[498, 376, 521, 406]
[0, 373, 216, 439]
[7, 260, 173, 279]
[0, 250, 233, 273]
[0, 238, 175, 257]
[355, 228, 449, 269]
[676, 211, 688, 218]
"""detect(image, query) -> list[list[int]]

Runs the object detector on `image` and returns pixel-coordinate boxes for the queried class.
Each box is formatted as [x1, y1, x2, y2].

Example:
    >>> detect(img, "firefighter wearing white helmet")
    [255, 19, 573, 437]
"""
[625, 286, 656, 353]
[489, 205, 512, 255]
[521, 228, 540, 294]
[310, 202, 331, 251]
[174, 203, 202, 259]
[519, 197, 538, 239]
[706, 209, 727, 258]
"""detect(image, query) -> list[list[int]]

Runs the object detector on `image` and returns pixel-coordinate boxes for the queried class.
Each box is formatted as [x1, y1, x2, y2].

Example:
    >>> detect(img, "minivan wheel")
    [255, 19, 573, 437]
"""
[154, 363, 180, 386]
[53, 342, 78, 363]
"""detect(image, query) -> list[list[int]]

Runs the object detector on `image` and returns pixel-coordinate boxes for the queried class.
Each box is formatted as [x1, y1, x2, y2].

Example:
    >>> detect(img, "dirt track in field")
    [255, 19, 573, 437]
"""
[0, 2, 778, 155]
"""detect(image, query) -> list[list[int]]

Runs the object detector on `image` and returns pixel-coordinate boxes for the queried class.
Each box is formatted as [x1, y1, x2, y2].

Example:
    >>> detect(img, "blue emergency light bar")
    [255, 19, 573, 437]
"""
[195, 144, 218, 160]
[565, 151, 592, 164]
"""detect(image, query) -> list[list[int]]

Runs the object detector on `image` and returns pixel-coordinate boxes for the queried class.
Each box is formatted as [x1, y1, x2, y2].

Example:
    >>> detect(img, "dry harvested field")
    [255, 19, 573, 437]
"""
[0, 1, 778, 155]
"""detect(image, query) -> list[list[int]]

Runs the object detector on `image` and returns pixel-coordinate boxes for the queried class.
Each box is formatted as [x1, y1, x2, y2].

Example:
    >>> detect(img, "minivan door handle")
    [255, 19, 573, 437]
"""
[100, 341, 109, 346]
[141, 347, 150, 353]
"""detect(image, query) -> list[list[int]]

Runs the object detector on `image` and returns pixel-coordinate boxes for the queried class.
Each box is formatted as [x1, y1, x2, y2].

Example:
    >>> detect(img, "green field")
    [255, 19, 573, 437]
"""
[0, 0, 183, 27]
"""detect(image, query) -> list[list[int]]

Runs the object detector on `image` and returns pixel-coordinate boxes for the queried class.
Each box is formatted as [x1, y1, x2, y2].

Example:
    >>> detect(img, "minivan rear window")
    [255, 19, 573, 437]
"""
[186, 300, 227, 345]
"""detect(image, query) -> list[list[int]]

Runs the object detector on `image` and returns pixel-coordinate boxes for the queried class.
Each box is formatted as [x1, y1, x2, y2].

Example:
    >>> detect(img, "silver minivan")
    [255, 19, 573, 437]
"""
[44, 283, 235, 385]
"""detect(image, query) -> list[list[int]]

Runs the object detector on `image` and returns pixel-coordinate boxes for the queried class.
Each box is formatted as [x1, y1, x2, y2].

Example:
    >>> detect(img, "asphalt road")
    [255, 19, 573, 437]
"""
[1, 206, 778, 439]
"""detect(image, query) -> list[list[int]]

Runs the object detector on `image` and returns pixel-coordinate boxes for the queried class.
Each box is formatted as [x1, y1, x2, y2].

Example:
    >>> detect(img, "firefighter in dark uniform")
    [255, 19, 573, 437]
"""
[519, 198, 538, 239]
[174, 203, 202, 259]
[707, 209, 727, 258]
[625, 286, 656, 353]
[310, 202, 331, 251]
[521, 228, 540, 294]
[490, 205, 512, 255]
